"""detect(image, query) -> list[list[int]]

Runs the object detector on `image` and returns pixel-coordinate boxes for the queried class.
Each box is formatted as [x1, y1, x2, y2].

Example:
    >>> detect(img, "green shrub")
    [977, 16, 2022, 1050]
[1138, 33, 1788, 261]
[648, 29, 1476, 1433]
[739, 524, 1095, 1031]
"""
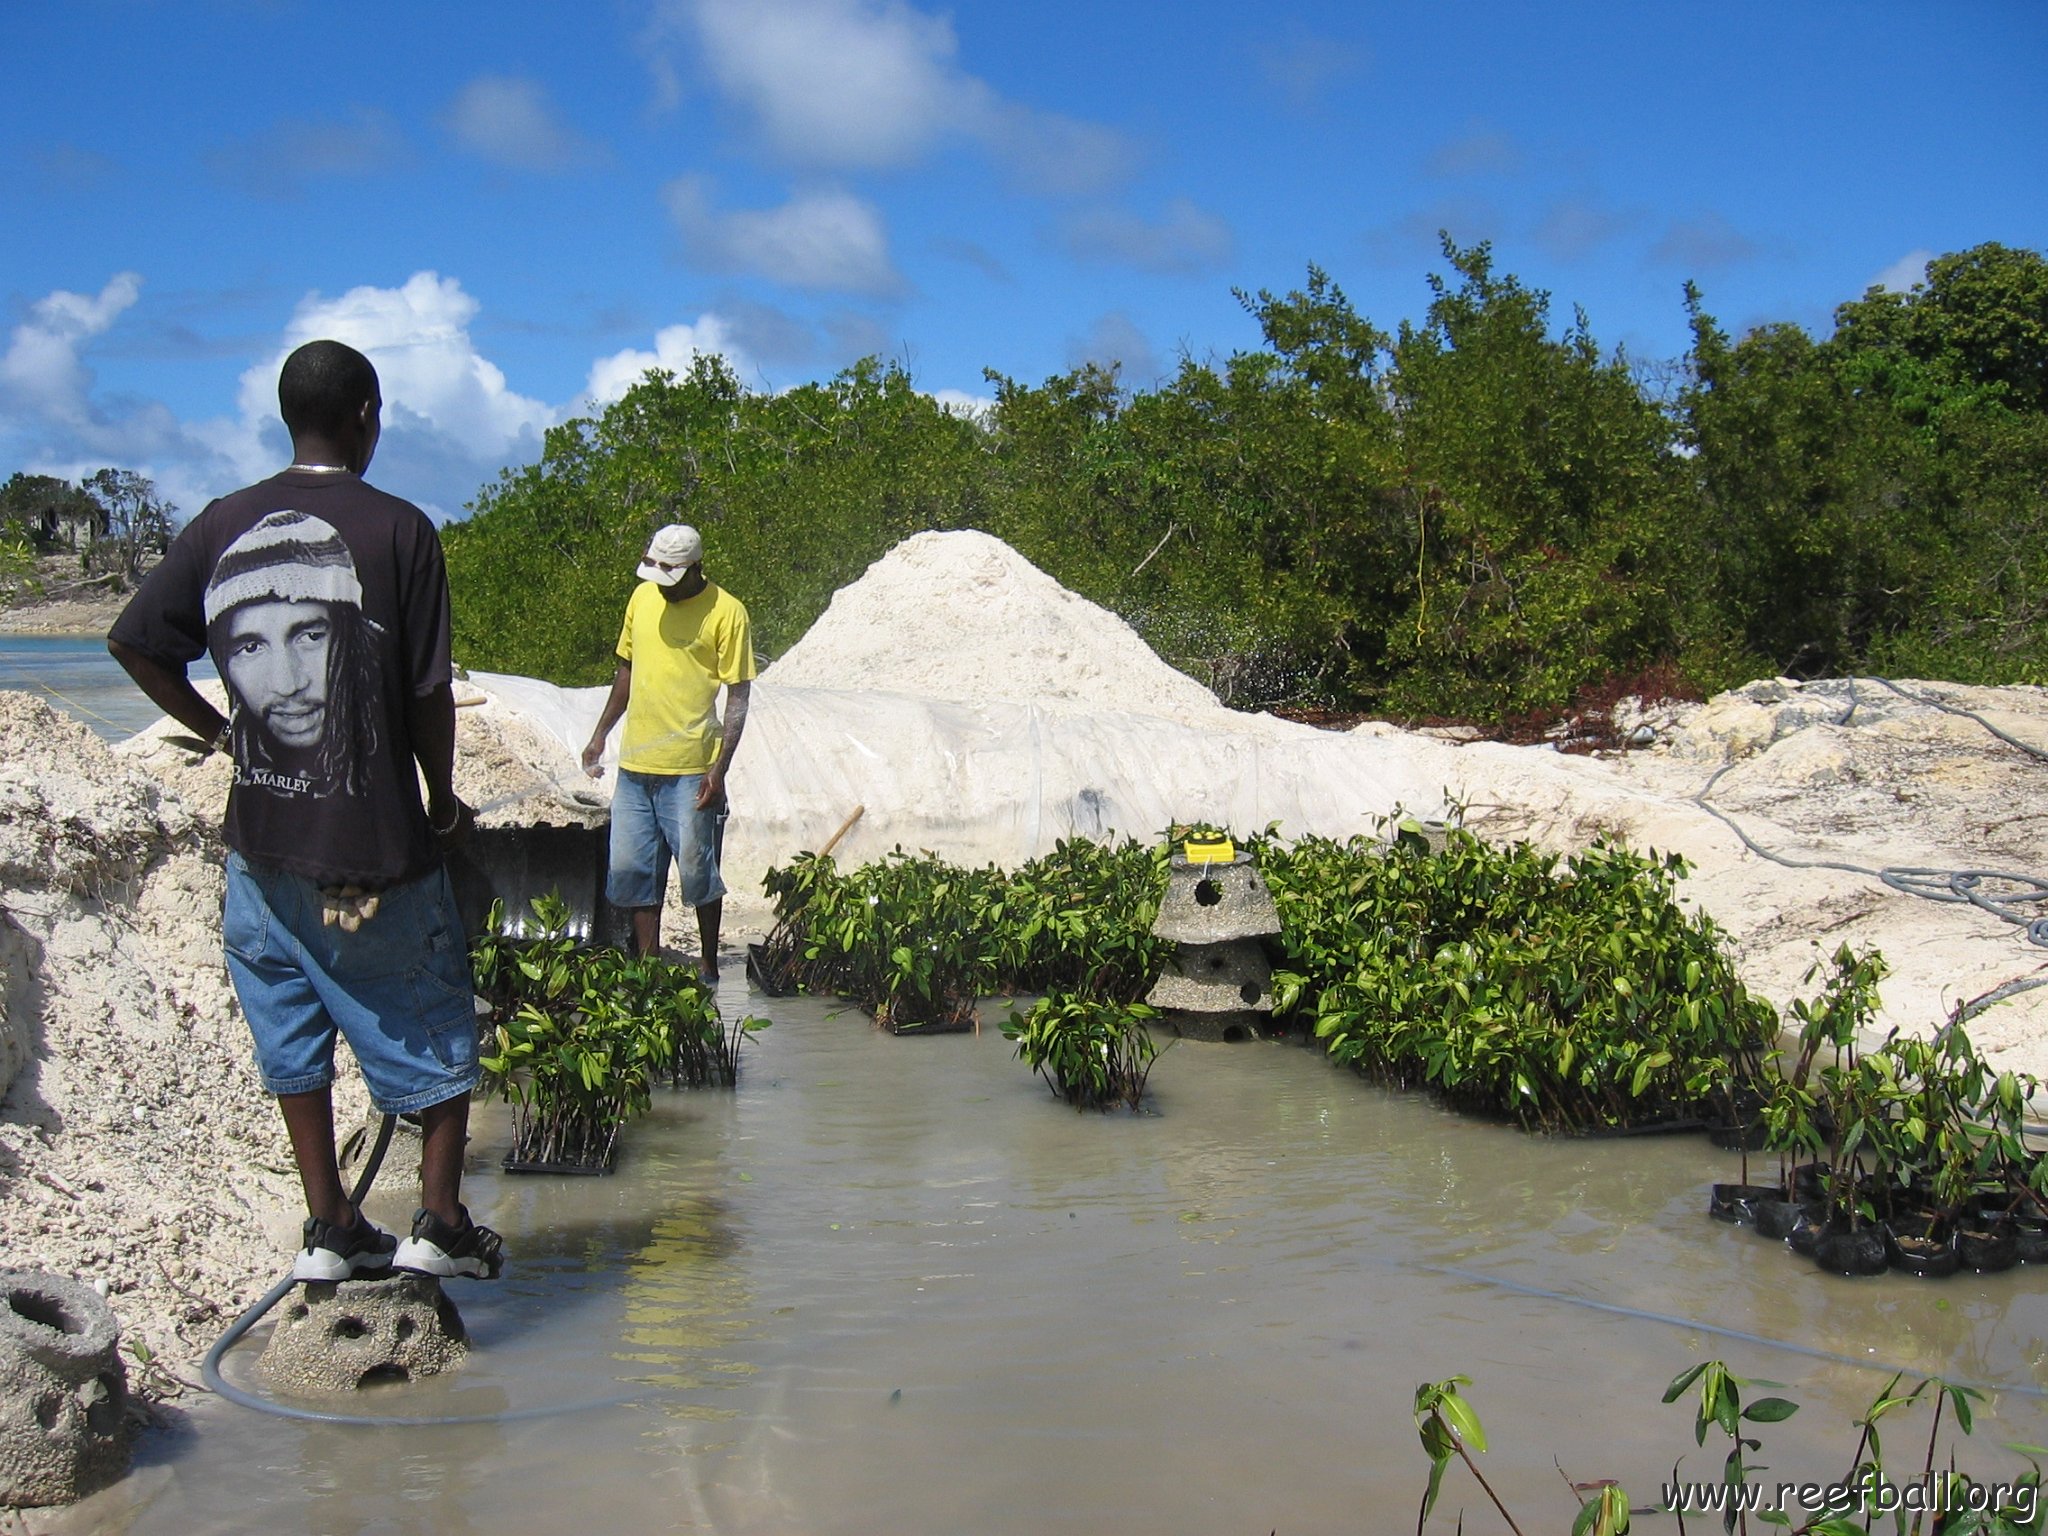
[472, 893, 765, 1168]
[1259, 827, 1778, 1132]
[1003, 994, 1162, 1111]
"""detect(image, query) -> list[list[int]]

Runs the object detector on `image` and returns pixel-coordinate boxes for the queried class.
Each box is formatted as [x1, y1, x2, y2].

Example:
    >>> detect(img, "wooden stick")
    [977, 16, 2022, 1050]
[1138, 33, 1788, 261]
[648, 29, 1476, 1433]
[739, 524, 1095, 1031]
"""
[818, 803, 865, 858]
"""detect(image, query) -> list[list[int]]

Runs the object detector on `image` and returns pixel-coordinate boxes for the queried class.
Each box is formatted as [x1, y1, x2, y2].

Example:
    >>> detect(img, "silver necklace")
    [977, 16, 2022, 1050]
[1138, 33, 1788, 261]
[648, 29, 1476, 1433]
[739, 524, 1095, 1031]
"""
[286, 462, 351, 474]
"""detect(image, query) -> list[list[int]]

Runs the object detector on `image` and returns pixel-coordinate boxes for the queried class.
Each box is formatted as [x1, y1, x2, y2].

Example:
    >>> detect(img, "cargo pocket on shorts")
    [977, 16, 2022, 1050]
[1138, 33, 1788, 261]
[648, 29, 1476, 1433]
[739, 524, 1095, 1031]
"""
[407, 928, 480, 1071]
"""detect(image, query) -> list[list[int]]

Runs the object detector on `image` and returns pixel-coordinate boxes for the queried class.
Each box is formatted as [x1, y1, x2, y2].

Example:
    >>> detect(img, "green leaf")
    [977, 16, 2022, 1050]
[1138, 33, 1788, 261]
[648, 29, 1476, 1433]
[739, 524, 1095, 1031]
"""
[1438, 1390, 1487, 1452]
[1741, 1397, 1799, 1424]
[1663, 1362, 1710, 1403]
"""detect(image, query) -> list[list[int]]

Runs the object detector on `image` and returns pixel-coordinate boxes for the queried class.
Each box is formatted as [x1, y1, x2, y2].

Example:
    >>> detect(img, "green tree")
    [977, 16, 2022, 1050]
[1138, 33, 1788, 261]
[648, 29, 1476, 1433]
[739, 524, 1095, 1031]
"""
[80, 468, 173, 585]
[0, 472, 100, 551]
[1380, 238, 1683, 717]
[445, 354, 989, 682]
[1833, 241, 2048, 416]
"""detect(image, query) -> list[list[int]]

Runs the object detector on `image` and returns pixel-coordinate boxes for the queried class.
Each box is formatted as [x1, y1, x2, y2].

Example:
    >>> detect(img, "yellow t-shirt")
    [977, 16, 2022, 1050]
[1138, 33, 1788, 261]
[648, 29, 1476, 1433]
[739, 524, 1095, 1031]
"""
[616, 580, 756, 775]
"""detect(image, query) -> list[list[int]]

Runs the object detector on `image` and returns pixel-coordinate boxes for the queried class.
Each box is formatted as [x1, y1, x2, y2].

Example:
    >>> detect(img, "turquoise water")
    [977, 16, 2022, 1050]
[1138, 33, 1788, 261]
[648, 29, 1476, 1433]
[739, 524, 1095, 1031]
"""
[0, 632, 214, 739]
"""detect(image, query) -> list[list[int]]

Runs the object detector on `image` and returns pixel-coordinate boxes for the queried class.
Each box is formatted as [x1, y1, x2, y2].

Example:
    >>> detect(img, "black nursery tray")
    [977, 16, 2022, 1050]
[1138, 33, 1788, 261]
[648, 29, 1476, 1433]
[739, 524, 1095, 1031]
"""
[502, 1154, 616, 1176]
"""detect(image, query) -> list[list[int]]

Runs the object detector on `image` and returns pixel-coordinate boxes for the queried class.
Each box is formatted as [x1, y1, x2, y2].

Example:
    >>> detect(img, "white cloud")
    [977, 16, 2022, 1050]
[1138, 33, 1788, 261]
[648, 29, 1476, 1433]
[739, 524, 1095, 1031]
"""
[1, 273, 256, 518]
[1058, 199, 1233, 276]
[443, 76, 592, 173]
[1873, 249, 1934, 293]
[1649, 213, 1761, 272]
[665, 175, 901, 294]
[2, 270, 772, 525]
[648, 0, 1133, 191]
[1067, 312, 1160, 384]
[206, 108, 408, 200]
[1426, 122, 1522, 179]
[1533, 197, 1636, 261]
[585, 316, 751, 405]
[0, 271, 142, 425]
[238, 273, 553, 458]
[686, 0, 967, 167]
[1256, 23, 1365, 114]
[183, 273, 560, 518]
[927, 387, 994, 422]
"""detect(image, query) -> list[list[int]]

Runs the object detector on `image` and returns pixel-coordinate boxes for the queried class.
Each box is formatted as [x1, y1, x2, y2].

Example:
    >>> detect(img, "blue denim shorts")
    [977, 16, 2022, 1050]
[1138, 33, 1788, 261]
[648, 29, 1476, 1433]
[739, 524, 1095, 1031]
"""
[606, 768, 728, 911]
[222, 852, 480, 1114]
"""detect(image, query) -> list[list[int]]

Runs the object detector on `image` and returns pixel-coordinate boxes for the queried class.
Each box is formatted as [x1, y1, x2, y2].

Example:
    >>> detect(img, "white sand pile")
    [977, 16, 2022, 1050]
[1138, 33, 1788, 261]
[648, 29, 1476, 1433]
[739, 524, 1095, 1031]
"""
[763, 530, 1224, 717]
[0, 692, 331, 1383]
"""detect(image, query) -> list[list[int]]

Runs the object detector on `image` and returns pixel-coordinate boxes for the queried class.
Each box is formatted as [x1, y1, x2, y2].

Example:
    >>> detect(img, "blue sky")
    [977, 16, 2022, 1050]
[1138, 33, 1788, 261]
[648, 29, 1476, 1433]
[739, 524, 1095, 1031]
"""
[2, 0, 2043, 523]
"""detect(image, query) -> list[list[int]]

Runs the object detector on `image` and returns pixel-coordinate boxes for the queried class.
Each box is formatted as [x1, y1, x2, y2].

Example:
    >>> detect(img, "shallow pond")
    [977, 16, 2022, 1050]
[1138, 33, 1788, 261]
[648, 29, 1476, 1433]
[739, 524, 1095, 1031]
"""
[72, 990, 2048, 1533]
[0, 633, 215, 739]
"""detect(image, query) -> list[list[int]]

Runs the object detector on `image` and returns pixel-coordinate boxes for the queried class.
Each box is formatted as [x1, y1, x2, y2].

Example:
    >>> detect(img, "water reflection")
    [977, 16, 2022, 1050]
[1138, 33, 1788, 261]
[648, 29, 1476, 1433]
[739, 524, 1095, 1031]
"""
[110, 990, 2048, 1533]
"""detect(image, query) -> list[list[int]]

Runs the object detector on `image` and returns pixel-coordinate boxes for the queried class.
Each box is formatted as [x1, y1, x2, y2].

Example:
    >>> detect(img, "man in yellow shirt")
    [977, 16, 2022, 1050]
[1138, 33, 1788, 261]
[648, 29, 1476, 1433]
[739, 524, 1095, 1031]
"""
[581, 524, 756, 978]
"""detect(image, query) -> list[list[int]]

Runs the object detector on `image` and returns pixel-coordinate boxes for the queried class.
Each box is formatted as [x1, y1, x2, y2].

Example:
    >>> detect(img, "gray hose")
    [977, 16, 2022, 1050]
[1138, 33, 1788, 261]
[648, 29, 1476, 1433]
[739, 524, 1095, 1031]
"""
[1423, 1261, 2048, 1402]
[1691, 677, 2048, 1020]
[200, 1112, 632, 1426]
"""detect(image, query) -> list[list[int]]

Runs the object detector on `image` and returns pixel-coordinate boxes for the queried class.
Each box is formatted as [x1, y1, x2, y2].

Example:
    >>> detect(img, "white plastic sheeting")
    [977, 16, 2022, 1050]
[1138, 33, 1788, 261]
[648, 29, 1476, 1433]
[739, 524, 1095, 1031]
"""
[465, 671, 1464, 902]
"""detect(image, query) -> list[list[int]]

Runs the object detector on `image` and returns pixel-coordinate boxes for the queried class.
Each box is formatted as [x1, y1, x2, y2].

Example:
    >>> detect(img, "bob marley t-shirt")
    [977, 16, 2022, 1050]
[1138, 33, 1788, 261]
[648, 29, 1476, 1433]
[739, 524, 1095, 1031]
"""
[110, 468, 453, 888]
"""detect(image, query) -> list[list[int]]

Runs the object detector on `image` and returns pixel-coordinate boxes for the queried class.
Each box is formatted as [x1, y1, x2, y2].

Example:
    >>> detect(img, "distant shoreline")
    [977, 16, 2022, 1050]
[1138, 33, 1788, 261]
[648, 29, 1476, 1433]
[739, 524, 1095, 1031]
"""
[0, 593, 129, 638]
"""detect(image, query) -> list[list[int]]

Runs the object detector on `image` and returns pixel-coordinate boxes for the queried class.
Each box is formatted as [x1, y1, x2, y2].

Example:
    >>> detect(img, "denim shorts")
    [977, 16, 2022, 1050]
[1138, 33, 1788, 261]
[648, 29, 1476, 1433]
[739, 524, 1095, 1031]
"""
[607, 768, 728, 911]
[222, 852, 480, 1114]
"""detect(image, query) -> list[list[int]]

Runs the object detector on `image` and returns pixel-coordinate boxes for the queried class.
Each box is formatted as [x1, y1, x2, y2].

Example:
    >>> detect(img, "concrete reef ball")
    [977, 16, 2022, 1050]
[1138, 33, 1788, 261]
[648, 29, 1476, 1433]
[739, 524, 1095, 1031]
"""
[260, 1273, 468, 1393]
[0, 1269, 134, 1509]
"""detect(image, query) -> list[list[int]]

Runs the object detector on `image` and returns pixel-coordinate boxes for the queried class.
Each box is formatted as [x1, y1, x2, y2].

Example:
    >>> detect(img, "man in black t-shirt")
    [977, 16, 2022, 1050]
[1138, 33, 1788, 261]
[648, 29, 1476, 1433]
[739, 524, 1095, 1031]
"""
[110, 339, 504, 1284]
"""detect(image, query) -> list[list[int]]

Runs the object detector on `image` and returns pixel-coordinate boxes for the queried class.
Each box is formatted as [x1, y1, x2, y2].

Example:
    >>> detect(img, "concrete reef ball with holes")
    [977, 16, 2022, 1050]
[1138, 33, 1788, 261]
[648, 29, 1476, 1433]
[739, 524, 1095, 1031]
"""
[108, 338, 504, 1287]
[580, 522, 756, 981]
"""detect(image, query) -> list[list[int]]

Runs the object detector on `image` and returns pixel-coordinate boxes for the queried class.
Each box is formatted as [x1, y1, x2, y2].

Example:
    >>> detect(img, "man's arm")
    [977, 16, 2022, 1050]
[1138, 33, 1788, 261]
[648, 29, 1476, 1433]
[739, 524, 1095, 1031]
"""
[108, 638, 228, 748]
[582, 661, 632, 778]
[697, 679, 750, 808]
[406, 681, 464, 839]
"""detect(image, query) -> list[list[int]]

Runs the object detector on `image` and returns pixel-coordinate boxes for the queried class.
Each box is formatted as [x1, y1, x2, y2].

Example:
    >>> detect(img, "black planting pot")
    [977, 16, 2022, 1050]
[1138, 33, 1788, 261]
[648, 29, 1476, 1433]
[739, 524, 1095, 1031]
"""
[1955, 1216, 2020, 1274]
[1813, 1222, 1890, 1277]
[1709, 1183, 1786, 1226]
[1884, 1214, 1960, 1280]
[1791, 1163, 1831, 1203]
[2013, 1214, 2048, 1264]
[1754, 1198, 1810, 1242]
[1786, 1203, 1829, 1256]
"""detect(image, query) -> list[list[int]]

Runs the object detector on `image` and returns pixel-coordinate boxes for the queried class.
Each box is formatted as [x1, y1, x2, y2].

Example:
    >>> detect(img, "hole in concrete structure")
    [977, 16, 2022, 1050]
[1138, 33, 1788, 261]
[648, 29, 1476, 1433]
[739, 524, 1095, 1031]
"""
[1240, 982, 1261, 1005]
[8, 1289, 79, 1335]
[330, 1316, 372, 1341]
[357, 1364, 410, 1388]
[286, 1301, 311, 1322]
[1222, 1024, 1247, 1043]
[394, 1317, 416, 1344]
[33, 1394, 62, 1431]
[1208, 955, 1226, 971]
[1194, 879, 1222, 907]
[86, 1375, 122, 1434]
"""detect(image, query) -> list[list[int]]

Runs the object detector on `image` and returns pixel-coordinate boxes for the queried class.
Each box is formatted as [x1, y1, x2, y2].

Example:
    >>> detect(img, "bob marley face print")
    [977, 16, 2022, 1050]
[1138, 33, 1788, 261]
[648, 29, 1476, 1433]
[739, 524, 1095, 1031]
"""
[204, 510, 380, 797]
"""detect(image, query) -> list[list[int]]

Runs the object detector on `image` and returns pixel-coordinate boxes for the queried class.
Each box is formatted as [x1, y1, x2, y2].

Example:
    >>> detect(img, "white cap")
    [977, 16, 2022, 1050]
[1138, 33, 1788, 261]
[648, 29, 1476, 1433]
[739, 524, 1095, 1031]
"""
[636, 523, 703, 586]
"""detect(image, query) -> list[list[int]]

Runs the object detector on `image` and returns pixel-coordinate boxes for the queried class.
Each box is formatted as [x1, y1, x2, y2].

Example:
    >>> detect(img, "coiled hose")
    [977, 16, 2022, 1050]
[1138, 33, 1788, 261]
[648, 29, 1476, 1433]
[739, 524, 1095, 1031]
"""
[1692, 677, 2048, 1022]
[199, 1113, 632, 1426]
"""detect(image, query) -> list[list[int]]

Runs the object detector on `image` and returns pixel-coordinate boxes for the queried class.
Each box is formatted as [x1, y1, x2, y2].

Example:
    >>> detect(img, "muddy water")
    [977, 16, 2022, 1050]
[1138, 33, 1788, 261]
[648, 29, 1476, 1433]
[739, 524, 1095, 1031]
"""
[83, 991, 2048, 1534]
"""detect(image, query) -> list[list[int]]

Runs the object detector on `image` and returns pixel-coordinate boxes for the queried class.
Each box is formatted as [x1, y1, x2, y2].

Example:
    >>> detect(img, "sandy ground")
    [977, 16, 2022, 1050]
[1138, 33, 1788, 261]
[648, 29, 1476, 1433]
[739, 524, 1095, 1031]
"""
[0, 557, 135, 637]
[3, 528, 2045, 1415]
